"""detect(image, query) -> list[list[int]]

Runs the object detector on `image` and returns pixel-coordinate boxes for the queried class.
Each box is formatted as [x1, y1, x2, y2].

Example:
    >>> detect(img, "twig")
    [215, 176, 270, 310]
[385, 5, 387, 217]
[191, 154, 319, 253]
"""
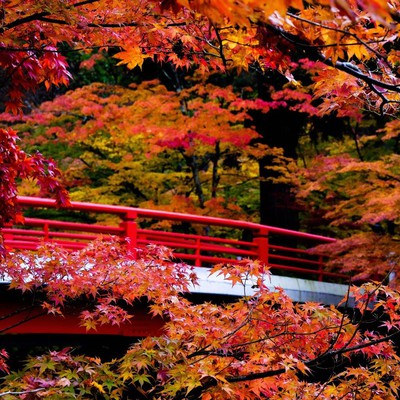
[0, 388, 45, 397]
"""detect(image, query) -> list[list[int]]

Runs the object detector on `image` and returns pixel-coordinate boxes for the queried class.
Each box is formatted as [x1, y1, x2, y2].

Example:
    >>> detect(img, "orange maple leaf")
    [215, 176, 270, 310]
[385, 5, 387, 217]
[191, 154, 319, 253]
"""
[115, 46, 151, 70]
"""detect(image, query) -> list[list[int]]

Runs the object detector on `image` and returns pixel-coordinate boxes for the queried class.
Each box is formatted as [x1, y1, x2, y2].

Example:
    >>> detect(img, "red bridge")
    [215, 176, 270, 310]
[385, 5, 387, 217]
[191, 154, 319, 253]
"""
[5, 196, 342, 280]
[1, 196, 348, 338]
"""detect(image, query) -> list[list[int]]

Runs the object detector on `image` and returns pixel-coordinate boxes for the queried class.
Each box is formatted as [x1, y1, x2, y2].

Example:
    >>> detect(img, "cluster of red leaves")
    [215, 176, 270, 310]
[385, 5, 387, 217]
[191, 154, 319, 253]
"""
[296, 152, 400, 283]
[111, 270, 400, 399]
[0, 349, 9, 374]
[297, 154, 399, 226]
[0, 46, 71, 113]
[2, 238, 197, 329]
[310, 232, 400, 283]
[0, 128, 69, 253]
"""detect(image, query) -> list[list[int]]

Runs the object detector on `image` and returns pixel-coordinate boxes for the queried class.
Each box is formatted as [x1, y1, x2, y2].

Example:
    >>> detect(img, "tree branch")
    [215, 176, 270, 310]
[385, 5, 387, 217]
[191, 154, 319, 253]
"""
[37, 16, 139, 28]
[0, 310, 47, 334]
[0, 388, 45, 397]
[287, 11, 387, 60]
[332, 60, 400, 94]
[212, 25, 228, 70]
[2, 2, 187, 32]
[2, 11, 49, 31]
[2, 0, 99, 31]
[199, 330, 399, 388]
[226, 367, 287, 383]
[265, 22, 400, 95]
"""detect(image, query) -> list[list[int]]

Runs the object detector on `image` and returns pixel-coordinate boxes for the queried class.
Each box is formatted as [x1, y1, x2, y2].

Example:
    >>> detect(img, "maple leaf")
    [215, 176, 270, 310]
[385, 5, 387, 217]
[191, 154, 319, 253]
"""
[80, 319, 98, 332]
[0, 350, 9, 374]
[90, 381, 106, 393]
[115, 47, 151, 70]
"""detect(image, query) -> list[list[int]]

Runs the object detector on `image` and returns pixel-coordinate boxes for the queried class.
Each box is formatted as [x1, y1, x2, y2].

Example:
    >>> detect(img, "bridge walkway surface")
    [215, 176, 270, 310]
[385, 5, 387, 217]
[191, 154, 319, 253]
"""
[0, 196, 351, 337]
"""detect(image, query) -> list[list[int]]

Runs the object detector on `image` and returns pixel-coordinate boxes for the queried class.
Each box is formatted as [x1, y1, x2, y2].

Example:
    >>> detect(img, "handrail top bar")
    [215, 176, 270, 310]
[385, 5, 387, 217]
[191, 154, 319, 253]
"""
[16, 196, 336, 243]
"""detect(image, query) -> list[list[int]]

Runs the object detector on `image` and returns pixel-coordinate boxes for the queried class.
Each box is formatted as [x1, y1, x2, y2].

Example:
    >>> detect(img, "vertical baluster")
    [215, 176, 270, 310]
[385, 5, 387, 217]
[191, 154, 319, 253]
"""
[43, 223, 49, 242]
[253, 227, 269, 266]
[318, 255, 324, 282]
[121, 210, 138, 258]
[195, 237, 201, 267]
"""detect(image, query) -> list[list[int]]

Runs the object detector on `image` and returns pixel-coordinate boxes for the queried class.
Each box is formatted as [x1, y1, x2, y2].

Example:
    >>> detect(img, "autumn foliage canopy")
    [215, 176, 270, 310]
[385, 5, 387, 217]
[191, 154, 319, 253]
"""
[1, 0, 400, 399]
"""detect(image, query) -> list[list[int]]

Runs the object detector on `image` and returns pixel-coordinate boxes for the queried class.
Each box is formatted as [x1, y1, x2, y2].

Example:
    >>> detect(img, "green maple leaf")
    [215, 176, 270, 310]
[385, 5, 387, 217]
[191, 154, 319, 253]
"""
[133, 374, 152, 387]
[38, 359, 57, 374]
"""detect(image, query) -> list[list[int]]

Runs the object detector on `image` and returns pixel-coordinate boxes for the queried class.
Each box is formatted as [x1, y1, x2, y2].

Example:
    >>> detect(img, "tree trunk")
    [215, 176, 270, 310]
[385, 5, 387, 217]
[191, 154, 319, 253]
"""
[254, 108, 306, 230]
[211, 141, 221, 198]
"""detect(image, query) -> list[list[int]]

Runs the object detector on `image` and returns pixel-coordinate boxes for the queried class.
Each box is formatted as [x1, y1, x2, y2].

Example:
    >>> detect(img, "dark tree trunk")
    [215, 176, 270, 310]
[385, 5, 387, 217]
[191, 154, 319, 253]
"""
[254, 108, 307, 230]
[211, 141, 221, 198]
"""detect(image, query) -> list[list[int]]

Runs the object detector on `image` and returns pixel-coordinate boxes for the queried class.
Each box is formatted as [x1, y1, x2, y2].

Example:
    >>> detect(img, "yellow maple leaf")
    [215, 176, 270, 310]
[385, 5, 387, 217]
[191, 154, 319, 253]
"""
[115, 46, 150, 70]
[388, 50, 400, 67]
[80, 319, 98, 331]
[90, 381, 106, 394]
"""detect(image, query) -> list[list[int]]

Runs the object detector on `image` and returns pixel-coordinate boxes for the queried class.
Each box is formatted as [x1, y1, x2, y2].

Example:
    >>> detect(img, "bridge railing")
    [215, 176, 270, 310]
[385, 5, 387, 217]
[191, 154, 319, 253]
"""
[2, 196, 344, 282]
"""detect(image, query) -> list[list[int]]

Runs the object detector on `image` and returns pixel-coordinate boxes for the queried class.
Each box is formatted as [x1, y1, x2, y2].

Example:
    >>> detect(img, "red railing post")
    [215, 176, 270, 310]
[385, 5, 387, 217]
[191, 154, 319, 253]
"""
[43, 223, 49, 242]
[318, 255, 324, 282]
[195, 237, 201, 267]
[253, 227, 269, 265]
[120, 210, 138, 258]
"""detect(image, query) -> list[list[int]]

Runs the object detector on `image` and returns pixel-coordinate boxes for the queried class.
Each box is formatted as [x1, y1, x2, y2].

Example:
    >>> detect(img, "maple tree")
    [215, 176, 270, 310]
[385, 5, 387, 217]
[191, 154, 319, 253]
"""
[292, 114, 400, 283]
[4, 78, 283, 223]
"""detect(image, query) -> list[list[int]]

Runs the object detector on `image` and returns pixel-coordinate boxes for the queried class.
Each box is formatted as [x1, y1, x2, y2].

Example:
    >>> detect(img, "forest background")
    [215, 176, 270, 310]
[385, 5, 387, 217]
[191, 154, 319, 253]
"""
[1, 0, 400, 399]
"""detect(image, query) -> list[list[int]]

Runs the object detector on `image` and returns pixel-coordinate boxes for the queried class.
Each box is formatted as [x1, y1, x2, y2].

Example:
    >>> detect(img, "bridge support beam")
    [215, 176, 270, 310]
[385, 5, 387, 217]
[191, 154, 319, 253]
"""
[0, 286, 164, 337]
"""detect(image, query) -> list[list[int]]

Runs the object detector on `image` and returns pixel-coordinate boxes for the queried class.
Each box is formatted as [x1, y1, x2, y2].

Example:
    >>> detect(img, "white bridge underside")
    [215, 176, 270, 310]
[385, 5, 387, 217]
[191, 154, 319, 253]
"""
[191, 267, 351, 305]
